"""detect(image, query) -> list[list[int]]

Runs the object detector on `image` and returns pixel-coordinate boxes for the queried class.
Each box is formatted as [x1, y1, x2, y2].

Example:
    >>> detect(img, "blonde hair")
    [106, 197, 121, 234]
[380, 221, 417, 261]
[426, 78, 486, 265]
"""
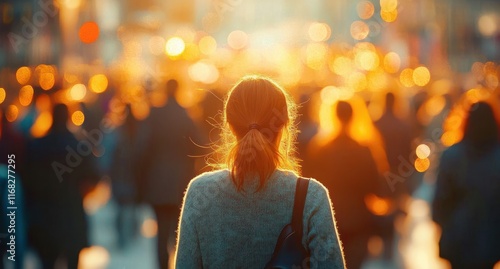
[212, 75, 299, 191]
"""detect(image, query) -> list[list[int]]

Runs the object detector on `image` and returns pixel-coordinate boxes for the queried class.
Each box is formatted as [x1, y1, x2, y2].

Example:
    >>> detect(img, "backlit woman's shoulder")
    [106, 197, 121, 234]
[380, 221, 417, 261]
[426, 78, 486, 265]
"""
[188, 169, 230, 189]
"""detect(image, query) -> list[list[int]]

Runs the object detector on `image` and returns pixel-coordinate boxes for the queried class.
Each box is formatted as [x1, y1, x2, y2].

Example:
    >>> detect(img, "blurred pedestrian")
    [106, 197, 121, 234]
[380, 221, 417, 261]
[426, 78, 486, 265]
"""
[139, 79, 199, 269]
[22, 103, 99, 269]
[305, 101, 380, 269]
[432, 101, 500, 269]
[374, 92, 413, 260]
[109, 105, 141, 249]
[175, 76, 345, 268]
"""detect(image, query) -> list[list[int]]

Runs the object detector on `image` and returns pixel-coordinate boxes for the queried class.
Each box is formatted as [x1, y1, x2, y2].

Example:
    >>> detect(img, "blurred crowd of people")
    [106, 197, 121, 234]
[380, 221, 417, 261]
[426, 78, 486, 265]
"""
[1, 74, 499, 269]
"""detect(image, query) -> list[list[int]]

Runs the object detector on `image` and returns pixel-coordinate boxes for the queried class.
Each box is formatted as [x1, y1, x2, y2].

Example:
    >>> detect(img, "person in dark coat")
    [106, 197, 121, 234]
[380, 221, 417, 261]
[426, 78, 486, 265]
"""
[139, 79, 199, 269]
[305, 101, 380, 269]
[22, 104, 99, 269]
[432, 101, 500, 269]
[109, 105, 141, 249]
[374, 92, 414, 260]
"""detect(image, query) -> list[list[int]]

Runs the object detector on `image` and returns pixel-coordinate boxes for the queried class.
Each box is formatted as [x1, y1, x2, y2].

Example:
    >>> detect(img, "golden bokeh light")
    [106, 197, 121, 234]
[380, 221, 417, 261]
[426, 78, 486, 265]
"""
[183, 43, 200, 61]
[330, 56, 354, 76]
[70, 84, 87, 101]
[16, 66, 31, 85]
[227, 30, 248, 50]
[188, 61, 220, 84]
[39, 72, 55, 90]
[131, 101, 150, 120]
[199, 36, 217, 55]
[365, 194, 392, 216]
[72, 110, 85, 126]
[6, 105, 18, 122]
[148, 36, 166, 56]
[416, 144, 431, 159]
[57, 0, 81, 9]
[355, 50, 380, 71]
[381, 9, 398, 22]
[347, 72, 368, 92]
[320, 86, 338, 105]
[400, 68, 415, 87]
[35, 94, 51, 111]
[165, 36, 186, 57]
[141, 218, 158, 238]
[89, 74, 108, 93]
[413, 66, 431, 86]
[367, 71, 388, 91]
[19, 85, 34, 106]
[357, 1, 375, 20]
[414, 157, 430, 172]
[78, 246, 110, 269]
[350, 21, 370, 40]
[79, 21, 100, 44]
[30, 111, 52, 138]
[380, 0, 398, 12]
[308, 22, 331, 42]
[441, 130, 461, 147]
[478, 14, 498, 37]
[0, 88, 6, 104]
[383, 52, 401, 73]
[84, 180, 111, 215]
[305, 43, 328, 70]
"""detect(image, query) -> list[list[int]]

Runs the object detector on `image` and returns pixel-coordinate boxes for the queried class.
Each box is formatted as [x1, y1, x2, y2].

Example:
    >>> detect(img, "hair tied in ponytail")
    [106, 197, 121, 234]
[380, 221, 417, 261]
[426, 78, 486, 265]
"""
[248, 123, 260, 130]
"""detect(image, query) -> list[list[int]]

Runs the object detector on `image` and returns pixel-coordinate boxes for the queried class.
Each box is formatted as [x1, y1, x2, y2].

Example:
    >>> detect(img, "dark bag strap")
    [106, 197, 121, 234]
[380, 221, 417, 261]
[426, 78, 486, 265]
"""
[291, 177, 309, 243]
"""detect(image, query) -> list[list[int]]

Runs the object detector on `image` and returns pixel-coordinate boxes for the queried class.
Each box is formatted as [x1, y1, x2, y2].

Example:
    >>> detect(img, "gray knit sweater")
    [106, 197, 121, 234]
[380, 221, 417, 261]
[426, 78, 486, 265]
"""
[175, 169, 346, 269]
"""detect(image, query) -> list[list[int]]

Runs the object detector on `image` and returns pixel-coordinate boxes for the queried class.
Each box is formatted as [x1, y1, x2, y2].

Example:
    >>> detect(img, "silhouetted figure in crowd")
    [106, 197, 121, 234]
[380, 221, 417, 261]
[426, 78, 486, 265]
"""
[23, 104, 99, 269]
[374, 92, 413, 260]
[109, 105, 141, 249]
[432, 101, 500, 269]
[305, 101, 379, 269]
[139, 79, 198, 269]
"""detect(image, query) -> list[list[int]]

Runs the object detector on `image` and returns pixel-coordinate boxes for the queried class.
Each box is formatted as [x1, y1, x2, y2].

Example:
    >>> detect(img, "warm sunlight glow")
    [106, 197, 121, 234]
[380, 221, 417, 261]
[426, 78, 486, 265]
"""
[165, 36, 186, 57]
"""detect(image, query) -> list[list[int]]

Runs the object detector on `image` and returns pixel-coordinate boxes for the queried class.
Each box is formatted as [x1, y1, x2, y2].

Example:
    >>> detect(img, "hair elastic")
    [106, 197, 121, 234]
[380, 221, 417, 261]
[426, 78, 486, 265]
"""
[248, 123, 260, 130]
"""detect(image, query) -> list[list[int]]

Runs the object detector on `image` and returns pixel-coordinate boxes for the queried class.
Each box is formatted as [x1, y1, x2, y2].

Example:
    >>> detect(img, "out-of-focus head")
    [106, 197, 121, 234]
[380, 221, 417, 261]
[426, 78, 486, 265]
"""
[51, 103, 69, 131]
[336, 101, 353, 125]
[385, 92, 395, 112]
[166, 79, 179, 97]
[463, 101, 499, 148]
[219, 75, 299, 190]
